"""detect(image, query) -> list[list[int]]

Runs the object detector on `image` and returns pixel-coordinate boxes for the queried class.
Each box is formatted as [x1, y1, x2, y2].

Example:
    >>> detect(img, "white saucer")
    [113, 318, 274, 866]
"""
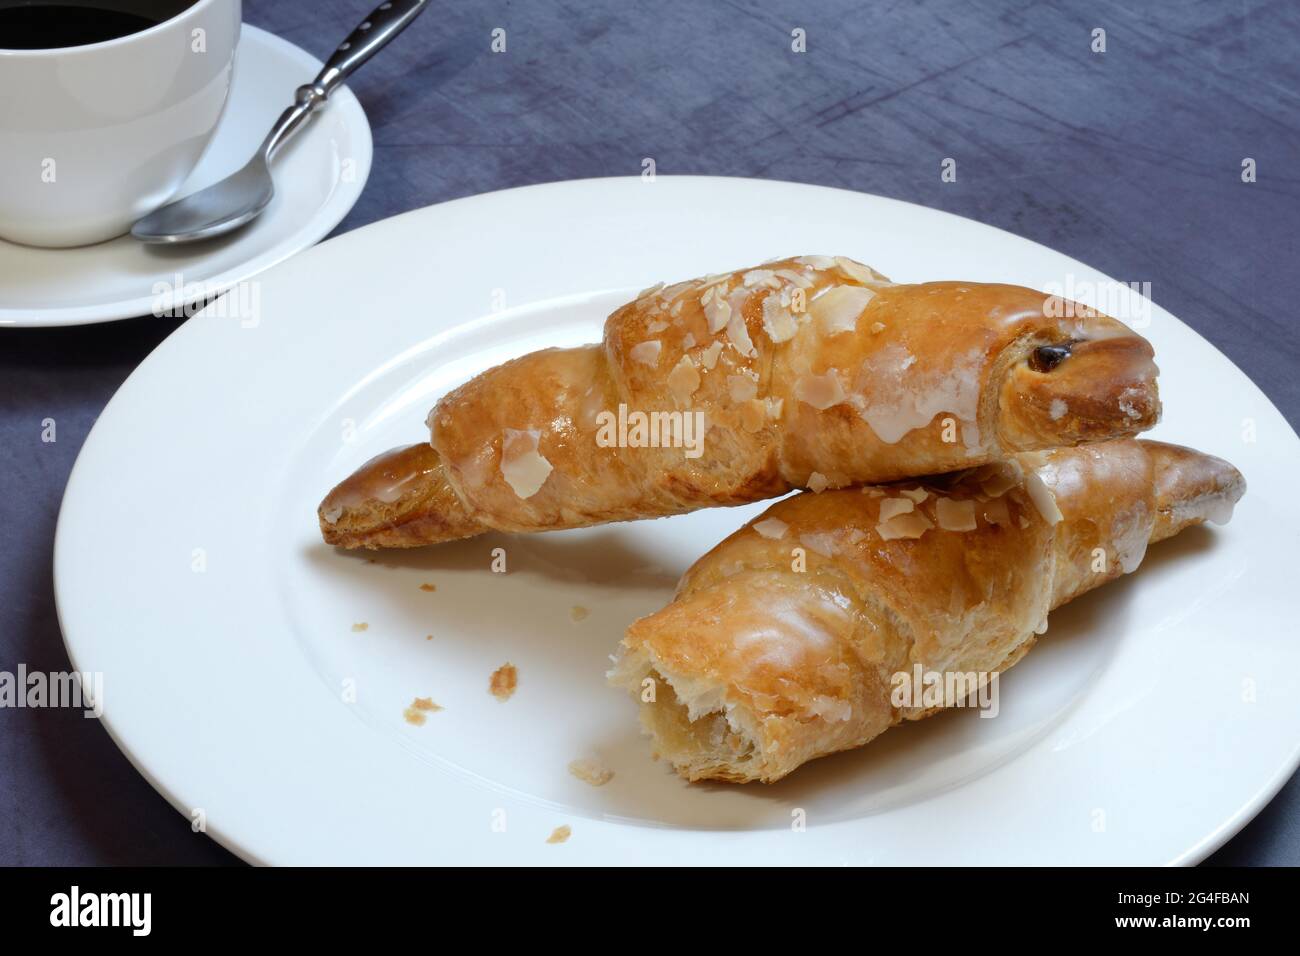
[0, 25, 372, 328]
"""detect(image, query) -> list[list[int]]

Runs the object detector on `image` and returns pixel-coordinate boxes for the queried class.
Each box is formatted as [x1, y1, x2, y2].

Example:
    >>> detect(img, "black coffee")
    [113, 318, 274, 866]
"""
[0, 1, 196, 50]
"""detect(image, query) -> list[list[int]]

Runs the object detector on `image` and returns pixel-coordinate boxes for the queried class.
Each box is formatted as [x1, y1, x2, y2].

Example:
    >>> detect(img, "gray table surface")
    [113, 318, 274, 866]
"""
[2, 0, 1297, 866]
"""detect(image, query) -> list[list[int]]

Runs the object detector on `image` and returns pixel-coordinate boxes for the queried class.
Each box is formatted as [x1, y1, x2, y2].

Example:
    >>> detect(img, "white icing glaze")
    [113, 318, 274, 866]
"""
[853, 345, 984, 445]
[728, 593, 839, 670]
[1112, 500, 1151, 574]
[500, 428, 553, 499]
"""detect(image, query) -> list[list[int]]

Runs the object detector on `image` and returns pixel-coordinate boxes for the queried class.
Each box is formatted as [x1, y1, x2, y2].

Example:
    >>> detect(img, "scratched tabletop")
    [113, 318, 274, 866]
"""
[2, 0, 1297, 865]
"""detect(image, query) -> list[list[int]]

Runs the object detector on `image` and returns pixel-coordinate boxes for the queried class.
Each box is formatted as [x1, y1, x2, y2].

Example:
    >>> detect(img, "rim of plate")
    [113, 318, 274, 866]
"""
[0, 25, 372, 328]
[53, 176, 1300, 865]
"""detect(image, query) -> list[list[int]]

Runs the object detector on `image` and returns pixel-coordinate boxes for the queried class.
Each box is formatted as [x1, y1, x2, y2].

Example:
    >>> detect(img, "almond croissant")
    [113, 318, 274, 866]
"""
[609, 439, 1244, 783]
[319, 256, 1160, 548]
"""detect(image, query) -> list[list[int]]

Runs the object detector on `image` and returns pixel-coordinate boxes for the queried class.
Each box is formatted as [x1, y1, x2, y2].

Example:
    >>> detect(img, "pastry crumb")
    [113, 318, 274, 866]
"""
[546, 825, 571, 844]
[403, 696, 442, 725]
[419, 583, 436, 592]
[490, 663, 518, 701]
[570, 605, 590, 622]
[351, 622, 369, 633]
[568, 758, 614, 787]
[425, 634, 434, 641]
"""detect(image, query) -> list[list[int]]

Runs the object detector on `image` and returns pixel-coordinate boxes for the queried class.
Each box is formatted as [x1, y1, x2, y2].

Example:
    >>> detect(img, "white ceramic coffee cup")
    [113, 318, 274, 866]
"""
[0, 0, 241, 248]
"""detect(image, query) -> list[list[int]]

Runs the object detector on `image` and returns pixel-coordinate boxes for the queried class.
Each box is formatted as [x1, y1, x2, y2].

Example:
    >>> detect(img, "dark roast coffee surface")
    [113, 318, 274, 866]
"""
[0, 2, 193, 49]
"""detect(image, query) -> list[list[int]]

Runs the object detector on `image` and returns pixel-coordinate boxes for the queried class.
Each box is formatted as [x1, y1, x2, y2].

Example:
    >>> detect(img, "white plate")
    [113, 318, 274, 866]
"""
[0, 25, 371, 327]
[55, 177, 1300, 865]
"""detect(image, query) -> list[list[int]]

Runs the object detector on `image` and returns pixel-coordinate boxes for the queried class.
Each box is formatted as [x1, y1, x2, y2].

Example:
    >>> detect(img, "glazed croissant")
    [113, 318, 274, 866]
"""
[319, 256, 1161, 548]
[609, 439, 1244, 784]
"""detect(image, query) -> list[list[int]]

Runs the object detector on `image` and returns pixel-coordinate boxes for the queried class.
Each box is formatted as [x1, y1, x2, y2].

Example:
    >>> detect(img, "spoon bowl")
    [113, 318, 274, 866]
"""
[130, 0, 428, 245]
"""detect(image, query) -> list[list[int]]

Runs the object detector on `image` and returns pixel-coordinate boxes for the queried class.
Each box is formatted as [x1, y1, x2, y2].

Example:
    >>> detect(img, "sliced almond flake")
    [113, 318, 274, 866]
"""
[629, 340, 662, 367]
[700, 340, 723, 369]
[899, 487, 929, 503]
[742, 268, 781, 288]
[935, 497, 978, 532]
[845, 529, 867, 546]
[834, 256, 891, 285]
[670, 301, 684, 317]
[725, 313, 757, 356]
[795, 369, 846, 410]
[799, 531, 837, 557]
[703, 293, 731, 334]
[1024, 469, 1063, 525]
[500, 429, 553, 499]
[646, 319, 669, 334]
[810, 285, 876, 335]
[638, 282, 664, 299]
[681, 331, 695, 349]
[870, 321, 886, 334]
[761, 294, 798, 343]
[752, 517, 789, 540]
[808, 471, 830, 493]
[764, 397, 784, 420]
[878, 497, 915, 522]
[739, 399, 766, 432]
[661, 280, 694, 300]
[727, 374, 758, 403]
[877, 510, 934, 541]
[698, 272, 731, 290]
[795, 254, 837, 270]
[862, 486, 886, 497]
[774, 268, 815, 289]
[667, 355, 701, 402]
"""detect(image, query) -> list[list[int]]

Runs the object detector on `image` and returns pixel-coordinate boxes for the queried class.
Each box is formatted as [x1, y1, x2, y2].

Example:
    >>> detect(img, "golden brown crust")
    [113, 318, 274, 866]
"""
[319, 257, 1160, 548]
[318, 444, 481, 549]
[610, 439, 1244, 783]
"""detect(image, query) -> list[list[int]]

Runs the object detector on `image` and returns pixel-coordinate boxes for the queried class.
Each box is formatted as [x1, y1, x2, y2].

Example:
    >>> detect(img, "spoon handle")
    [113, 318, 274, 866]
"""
[260, 0, 430, 159]
[317, 0, 431, 97]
